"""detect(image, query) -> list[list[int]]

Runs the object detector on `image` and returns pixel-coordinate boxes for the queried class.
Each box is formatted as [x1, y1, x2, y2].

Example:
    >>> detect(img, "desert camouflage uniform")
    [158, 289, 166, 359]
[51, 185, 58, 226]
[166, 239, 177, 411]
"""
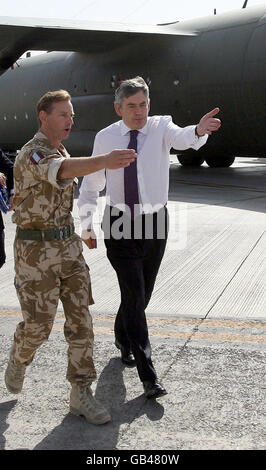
[10, 131, 96, 386]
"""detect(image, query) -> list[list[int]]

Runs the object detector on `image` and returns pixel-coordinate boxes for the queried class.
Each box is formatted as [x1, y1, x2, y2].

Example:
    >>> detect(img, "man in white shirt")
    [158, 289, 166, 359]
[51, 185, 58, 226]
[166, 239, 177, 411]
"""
[78, 77, 221, 399]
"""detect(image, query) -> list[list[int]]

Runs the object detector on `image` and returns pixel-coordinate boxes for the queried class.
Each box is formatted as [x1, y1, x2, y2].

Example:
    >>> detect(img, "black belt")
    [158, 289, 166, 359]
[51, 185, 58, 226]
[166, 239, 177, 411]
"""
[16, 224, 75, 241]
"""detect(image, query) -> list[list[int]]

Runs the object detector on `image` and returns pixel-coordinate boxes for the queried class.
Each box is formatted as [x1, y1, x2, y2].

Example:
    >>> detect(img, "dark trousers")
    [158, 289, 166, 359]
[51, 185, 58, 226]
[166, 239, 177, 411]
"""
[103, 206, 168, 383]
[0, 230, 5, 269]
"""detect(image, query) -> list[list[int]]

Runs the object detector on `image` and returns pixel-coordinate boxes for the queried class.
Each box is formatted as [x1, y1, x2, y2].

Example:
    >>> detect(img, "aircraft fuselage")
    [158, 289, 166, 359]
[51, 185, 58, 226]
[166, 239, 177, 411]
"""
[0, 6, 265, 160]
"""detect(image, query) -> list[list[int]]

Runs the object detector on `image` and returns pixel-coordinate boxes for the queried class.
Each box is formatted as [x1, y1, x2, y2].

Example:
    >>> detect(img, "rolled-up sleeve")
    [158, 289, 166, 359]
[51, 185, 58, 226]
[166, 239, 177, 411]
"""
[47, 156, 73, 189]
[25, 153, 73, 190]
[164, 117, 208, 151]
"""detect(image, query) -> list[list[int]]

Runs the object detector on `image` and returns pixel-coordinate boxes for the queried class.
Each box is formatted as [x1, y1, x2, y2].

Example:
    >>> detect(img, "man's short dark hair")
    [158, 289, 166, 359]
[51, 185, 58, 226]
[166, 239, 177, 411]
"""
[114, 77, 149, 107]
[37, 89, 71, 115]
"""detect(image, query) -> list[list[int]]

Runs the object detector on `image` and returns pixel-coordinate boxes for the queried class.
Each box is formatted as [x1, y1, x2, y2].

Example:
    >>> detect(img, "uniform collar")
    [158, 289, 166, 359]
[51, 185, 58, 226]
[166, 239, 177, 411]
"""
[35, 130, 50, 142]
[34, 131, 69, 157]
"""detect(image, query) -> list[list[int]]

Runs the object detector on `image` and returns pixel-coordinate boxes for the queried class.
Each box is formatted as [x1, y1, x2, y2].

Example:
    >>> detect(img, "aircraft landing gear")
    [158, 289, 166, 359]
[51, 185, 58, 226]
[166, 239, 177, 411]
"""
[177, 150, 205, 167]
[177, 149, 235, 168]
[204, 154, 235, 167]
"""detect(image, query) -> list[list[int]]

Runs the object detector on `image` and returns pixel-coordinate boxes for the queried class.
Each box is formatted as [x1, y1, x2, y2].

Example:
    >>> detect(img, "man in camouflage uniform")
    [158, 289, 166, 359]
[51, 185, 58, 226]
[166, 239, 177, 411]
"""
[4, 89, 136, 425]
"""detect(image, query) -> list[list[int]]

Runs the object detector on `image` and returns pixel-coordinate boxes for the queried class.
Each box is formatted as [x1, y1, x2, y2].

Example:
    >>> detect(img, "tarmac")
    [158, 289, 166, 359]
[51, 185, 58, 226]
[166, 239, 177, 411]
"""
[0, 157, 265, 457]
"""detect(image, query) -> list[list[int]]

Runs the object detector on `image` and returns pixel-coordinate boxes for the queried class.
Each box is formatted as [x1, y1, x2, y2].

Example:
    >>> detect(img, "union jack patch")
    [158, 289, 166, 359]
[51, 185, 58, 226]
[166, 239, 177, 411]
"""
[30, 151, 45, 164]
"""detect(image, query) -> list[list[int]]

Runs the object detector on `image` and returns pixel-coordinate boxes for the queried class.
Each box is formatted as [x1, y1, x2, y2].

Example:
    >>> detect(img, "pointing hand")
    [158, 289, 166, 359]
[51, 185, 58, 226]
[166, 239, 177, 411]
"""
[196, 107, 221, 136]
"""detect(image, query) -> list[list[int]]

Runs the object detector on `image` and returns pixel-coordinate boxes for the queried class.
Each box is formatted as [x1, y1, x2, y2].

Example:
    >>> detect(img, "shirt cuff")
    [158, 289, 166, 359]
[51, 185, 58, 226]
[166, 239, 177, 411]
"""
[47, 157, 73, 189]
[191, 126, 208, 149]
[195, 125, 207, 139]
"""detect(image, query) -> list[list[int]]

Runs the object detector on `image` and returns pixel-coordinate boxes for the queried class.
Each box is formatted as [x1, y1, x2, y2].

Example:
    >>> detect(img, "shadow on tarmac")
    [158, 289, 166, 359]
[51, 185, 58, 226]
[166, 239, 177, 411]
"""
[33, 358, 164, 450]
[0, 400, 17, 450]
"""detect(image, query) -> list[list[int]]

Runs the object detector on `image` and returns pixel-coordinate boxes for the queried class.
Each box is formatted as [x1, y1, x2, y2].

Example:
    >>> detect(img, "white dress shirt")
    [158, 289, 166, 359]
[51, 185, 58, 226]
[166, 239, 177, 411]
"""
[78, 115, 208, 230]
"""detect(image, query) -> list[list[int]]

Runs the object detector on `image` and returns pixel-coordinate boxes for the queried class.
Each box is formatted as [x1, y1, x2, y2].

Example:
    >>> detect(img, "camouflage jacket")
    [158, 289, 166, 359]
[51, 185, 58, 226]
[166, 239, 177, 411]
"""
[12, 131, 77, 229]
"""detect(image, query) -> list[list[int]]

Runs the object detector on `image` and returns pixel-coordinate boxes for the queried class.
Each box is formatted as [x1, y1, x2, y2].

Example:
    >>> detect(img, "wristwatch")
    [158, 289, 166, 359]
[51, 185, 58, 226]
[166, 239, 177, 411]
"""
[195, 126, 200, 137]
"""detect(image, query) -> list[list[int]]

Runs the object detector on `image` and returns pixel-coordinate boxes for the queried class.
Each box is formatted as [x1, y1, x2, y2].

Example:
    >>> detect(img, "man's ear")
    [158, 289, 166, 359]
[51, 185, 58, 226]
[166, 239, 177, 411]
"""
[39, 110, 47, 126]
[114, 103, 122, 117]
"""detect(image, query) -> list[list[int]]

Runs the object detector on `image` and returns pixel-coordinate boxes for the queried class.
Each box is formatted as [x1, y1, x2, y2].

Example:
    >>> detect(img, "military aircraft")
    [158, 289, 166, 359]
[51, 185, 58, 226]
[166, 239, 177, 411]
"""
[0, 3, 265, 167]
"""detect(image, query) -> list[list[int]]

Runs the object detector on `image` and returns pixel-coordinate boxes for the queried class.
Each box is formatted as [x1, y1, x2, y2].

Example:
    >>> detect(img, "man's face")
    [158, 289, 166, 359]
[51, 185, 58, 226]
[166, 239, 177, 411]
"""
[114, 90, 150, 130]
[40, 100, 74, 142]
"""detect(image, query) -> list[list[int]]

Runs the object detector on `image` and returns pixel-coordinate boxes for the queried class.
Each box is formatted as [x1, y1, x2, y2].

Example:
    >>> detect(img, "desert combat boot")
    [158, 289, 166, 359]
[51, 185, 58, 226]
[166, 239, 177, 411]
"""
[70, 384, 111, 425]
[5, 359, 26, 394]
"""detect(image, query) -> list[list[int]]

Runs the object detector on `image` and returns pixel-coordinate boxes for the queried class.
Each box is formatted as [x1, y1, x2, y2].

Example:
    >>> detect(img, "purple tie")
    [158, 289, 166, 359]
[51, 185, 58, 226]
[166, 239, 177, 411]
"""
[124, 130, 139, 218]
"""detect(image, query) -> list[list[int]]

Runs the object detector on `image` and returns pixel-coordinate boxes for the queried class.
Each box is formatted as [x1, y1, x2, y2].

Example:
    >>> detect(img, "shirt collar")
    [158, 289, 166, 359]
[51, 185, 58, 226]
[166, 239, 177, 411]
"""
[120, 120, 148, 136]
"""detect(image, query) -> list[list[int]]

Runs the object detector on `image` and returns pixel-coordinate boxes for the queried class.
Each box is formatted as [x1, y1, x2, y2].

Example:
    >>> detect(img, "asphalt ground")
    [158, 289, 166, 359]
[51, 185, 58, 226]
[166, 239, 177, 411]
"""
[0, 157, 265, 463]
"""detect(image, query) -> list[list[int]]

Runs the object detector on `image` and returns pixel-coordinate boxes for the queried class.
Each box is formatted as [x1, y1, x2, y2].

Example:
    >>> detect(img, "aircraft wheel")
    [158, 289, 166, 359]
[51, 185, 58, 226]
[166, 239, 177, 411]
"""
[177, 151, 205, 167]
[205, 154, 235, 168]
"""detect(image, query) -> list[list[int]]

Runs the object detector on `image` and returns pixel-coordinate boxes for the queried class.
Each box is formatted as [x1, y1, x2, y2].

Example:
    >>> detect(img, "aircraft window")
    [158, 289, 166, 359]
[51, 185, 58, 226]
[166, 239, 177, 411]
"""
[25, 113, 28, 120]
[110, 73, 124, 88]
[4, 116, 7, 121]
[111, 75, 116, 88]
[14, 115, 17, 120]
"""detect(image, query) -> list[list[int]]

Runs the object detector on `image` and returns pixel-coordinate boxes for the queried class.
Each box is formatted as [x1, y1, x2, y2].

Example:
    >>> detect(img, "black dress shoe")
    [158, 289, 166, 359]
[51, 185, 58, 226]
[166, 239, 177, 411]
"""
[143, 381, 167, 399]
[115, 340, 136, 367]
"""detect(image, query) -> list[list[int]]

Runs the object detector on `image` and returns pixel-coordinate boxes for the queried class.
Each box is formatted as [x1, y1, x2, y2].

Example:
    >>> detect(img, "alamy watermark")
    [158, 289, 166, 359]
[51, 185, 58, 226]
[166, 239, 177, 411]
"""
[78, 197, 188, 250]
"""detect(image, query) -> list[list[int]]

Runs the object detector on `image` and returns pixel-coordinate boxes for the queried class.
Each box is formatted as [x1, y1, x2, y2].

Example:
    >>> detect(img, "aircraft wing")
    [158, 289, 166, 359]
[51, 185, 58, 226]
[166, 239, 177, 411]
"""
[0, 16, 196, 74]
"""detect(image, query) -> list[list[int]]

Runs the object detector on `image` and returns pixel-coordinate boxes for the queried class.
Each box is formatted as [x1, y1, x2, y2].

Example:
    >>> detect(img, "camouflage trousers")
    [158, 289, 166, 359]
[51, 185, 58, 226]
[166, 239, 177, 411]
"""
[10, 232, 96, 386]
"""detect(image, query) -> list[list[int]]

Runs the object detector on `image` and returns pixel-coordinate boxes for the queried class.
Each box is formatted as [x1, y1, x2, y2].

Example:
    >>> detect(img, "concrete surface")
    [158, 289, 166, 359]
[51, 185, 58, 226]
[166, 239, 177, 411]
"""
[0, 157, 265, 453]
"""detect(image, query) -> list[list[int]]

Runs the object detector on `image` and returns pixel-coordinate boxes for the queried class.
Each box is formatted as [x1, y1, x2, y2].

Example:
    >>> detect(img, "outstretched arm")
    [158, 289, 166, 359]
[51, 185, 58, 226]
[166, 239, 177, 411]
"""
[57, 149, 137, 179]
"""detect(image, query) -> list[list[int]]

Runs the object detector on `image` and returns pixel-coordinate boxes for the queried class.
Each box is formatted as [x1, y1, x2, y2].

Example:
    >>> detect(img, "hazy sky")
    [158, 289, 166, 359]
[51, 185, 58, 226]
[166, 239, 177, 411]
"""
[0, 0, 265, 24]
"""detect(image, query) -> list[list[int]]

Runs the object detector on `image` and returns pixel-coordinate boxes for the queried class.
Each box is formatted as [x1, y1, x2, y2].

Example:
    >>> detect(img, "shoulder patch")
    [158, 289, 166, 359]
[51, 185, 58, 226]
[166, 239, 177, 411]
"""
[30, 151, 45, 165]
